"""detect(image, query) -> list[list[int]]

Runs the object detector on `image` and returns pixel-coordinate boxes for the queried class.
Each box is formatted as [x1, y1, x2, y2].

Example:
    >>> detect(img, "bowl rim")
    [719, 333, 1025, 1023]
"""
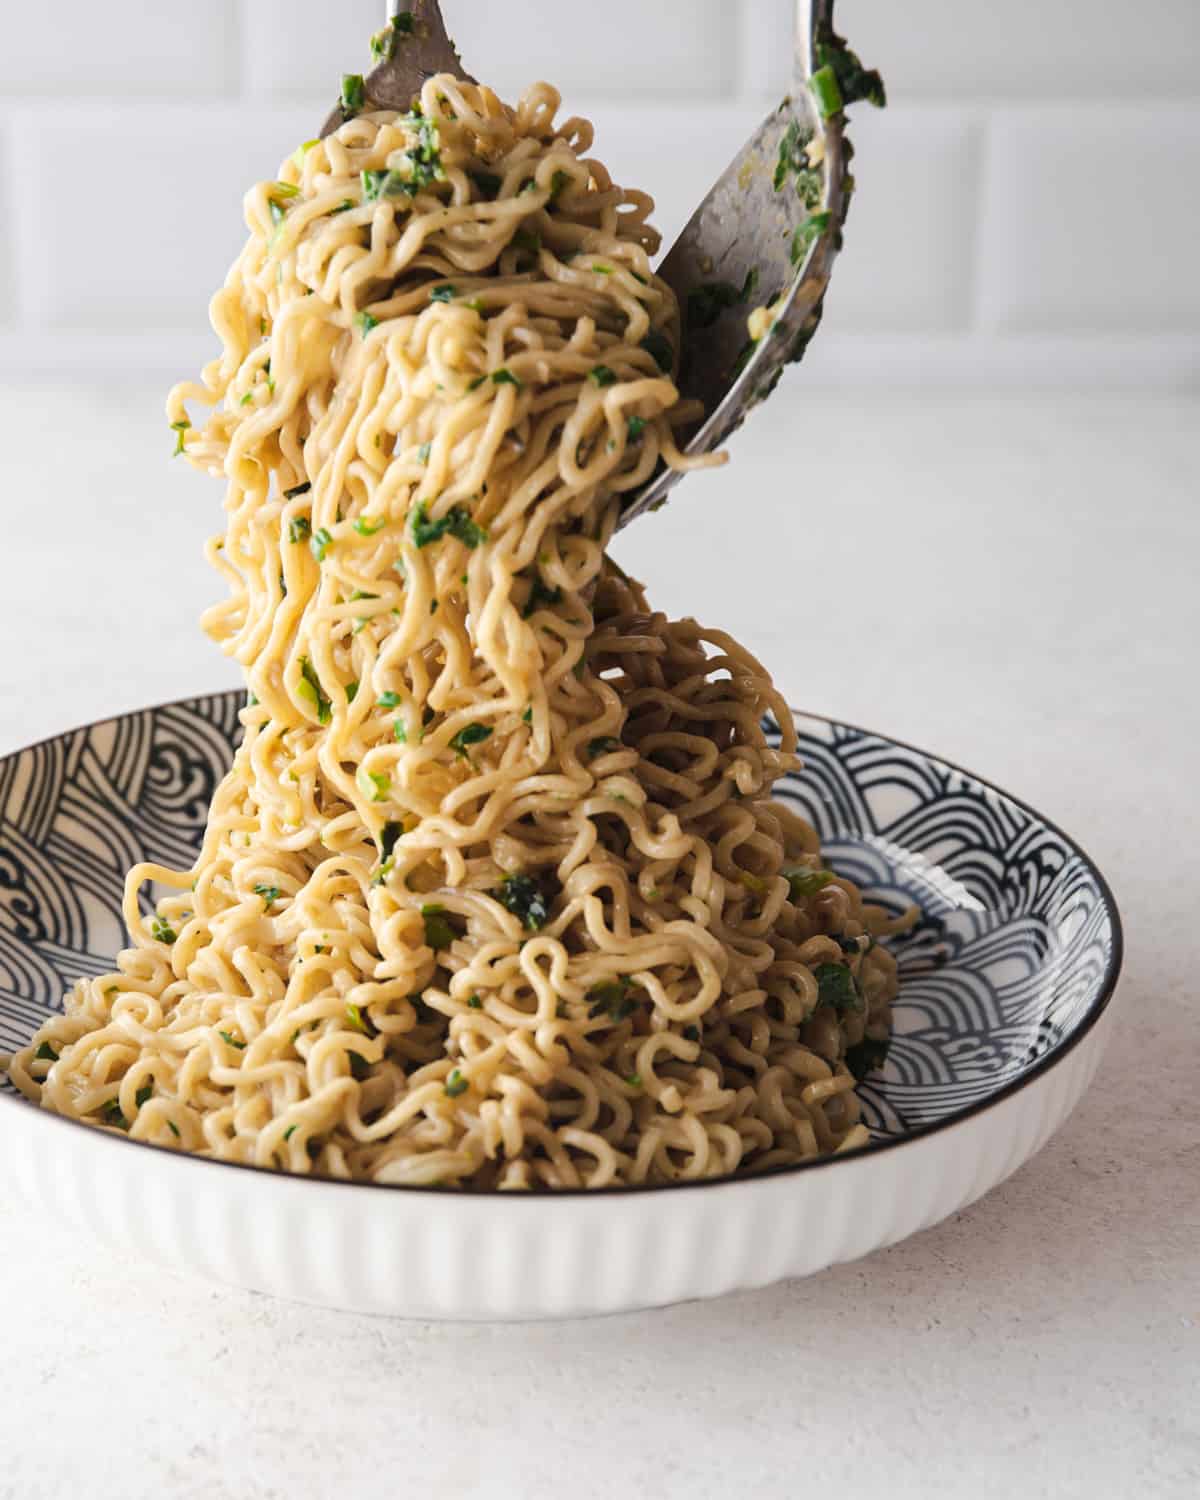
[0, 691, 1125, 1200]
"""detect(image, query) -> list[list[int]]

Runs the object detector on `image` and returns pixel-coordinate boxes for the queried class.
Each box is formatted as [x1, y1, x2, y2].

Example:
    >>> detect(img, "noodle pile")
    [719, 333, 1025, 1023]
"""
[7, 76, 899, 1187]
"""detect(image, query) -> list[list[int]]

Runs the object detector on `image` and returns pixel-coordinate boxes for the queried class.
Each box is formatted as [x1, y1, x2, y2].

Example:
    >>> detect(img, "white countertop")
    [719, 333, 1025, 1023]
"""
[2, 385, 1197, 1499]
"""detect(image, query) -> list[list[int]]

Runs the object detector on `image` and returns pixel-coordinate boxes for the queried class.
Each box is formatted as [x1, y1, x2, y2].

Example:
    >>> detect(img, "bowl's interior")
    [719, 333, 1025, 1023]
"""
[0, 696, 1119, 1147]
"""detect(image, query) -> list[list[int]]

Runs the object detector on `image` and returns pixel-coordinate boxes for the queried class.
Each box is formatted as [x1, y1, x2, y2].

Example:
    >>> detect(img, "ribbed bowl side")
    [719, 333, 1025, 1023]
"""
[1, 1003, 1116, 1320]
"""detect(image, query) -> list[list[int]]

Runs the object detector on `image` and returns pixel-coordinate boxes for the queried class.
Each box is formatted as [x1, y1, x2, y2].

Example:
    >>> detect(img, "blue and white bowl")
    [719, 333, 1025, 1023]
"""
[0, 695, 1122, 1319]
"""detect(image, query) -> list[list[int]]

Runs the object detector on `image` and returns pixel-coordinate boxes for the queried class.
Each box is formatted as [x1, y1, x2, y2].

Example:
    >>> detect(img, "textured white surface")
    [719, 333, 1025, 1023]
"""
[1, 2, 1199, 382]
[1, 387, 1197, 1492]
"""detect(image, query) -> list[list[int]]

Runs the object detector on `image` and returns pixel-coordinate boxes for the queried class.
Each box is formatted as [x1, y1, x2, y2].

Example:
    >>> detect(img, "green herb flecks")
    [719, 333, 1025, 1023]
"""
[522, 575, 562, 618]
[444, 1069, 468, 1098]
[218, 1029, 247, 1050]
[254, 883, 280, 910]
[298, 657, 332, 724]
[422, 904, 456, 952]
[361, 168, 410, 203]
[377, 691, 401, 709]
[284, 481, 311, 500]
[379, 820, 404, 859]
[492, 873, 551, 932]
[449, 722, 493, 758]
[34, 1041, 59, 1063]
[429, 284, 457, 303]
[357, 767, 391, 802]
[813, 962, 865, 1016]
[102, 1099, 127, 1129]
[310, 526, 334, 562]
[589, 365, 618, 387]
[135, 1083, 153, 1109]
[627, 415, 647, 443]
[587, 737, 620, 759]
[345, 1003, 371, 1035]
[492, 367, 522, 389]
[773, 118, 813, 192]
[467, 994, 483, 1009]
[587, 977, 637, 1023]
[809, 66, 843, 120]
[341, 74, 366, 116]
[150, 915, 177, 945]
[785, 867, 836, 900]
[815, 39, 886, 110]
[791, 211, 832, 266]
[355, 310, 379, 338]
[353, 514, 386, 535]
[411, 500, 486, 550]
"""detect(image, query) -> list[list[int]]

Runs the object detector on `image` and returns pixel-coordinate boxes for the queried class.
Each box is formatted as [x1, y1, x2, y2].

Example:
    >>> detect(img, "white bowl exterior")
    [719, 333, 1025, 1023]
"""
[1, 1001, 1115, 1320]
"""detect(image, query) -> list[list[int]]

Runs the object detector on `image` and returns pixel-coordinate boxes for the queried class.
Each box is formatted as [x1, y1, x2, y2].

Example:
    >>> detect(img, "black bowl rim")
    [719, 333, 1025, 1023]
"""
[0, 691, 1125, 1201]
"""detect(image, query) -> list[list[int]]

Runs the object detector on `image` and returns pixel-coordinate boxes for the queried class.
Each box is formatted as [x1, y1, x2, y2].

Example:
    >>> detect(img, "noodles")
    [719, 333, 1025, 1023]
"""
[7, 77, 899, 1188]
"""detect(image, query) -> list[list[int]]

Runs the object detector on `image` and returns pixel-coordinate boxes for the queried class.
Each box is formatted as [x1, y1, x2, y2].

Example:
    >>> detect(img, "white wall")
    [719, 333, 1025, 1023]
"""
[0, 0, 1196, 386]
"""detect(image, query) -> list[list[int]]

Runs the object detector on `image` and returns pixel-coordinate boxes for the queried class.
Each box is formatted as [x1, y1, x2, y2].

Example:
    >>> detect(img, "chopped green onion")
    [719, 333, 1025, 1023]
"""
[394, 719, 408, 743]
[377, 691, 401, 708]
[288, 516, 311, 544]
[357, 767, 391, 802]
[135, 1083, 153, 1108]
[444, 1069, 468, 1098]
[625, 1073, 642, 1089]
[467, 994, 482, 1009]
[167, 1120, 181, 1139]
[492, 873, 550, 932]
[587, 737, 620, 758]
[429, 284, 457, 302]
[813, 962, 864, 1015]
[310, 527, 334, 562]
[449, 722, 493, 757]
[150, 915, 177, 945]
[587, 978, 636, 1023]
[353, 514, 386, 535]
[170, 419, 190, 457]
[687, 280, 742, 330]
[380, 820, 404, 858]
[284, 481, 311, 499]
[218, 1029, 246, 1050]
[785, 867, 836, 900]
[355, 310, 379, 337]
[417, 442, 432, 464]
[411, 500, 486, 549]
[361, 168, 410, 202]
[550, 169, 571, 200]
[298, 657, 332, 724]
[254, 883, 280, 910]
[35, 1041, 59, 1062]
[522, 576, 562, 618]
[522, 706, 533, 724]
[341, 73, 366, 115]
[492, 368, 522, 389]
[791, 211, 832, 266]
[809, 65, 844, 119]
[346, 1003, 370, 1034]
[589, 365, 618, 387]
[102, 1099, 127, 1128]
[422, 904, 456, 952]
[283, 1124, 298, 1141]
[346, 681, 359, 703]
[627, 415, 647, 443]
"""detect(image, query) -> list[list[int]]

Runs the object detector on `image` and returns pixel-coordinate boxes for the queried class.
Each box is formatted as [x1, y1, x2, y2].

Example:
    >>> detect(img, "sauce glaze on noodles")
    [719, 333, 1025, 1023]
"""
[7, 77, 901, 1188]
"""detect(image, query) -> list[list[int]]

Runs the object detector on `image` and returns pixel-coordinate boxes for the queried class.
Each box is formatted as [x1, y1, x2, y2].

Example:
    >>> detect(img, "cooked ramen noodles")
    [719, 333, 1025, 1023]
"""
[7, 74, 901, 1187]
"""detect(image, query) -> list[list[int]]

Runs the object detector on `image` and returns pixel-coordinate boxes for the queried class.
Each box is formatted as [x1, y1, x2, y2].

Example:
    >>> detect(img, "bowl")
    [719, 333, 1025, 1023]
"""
[0, 694, 1122, 1319]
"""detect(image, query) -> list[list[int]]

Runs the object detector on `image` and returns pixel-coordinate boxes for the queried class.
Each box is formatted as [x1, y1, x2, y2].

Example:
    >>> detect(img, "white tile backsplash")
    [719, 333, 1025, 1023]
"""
[978, 107, 1200, 335]
[758, 0, 1200, 100]
[12, 107, 317, 332]
[244, 0, 393, 99]
[828, 108, 981, 332]
[0, 0, 1196, 383]
[0, 2, 237, 96]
